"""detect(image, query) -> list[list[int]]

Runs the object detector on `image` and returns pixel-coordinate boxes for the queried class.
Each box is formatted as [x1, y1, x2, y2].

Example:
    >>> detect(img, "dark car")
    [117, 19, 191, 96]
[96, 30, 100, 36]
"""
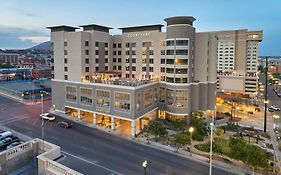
[58, 121, 73, 128]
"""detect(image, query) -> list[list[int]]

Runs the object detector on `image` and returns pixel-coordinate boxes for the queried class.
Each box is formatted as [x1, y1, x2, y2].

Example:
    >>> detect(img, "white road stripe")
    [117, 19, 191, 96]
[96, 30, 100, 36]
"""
[0, 115, 32, 125]
[61, 150, 122, 175]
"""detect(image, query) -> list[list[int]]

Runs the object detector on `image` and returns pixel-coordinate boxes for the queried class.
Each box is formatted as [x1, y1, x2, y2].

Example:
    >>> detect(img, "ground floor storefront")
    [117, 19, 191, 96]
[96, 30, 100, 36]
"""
[64, 106, 154, 137]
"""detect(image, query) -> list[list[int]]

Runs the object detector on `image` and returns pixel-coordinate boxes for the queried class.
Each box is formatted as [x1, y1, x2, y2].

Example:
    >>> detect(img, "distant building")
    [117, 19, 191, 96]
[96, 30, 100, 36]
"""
[0, 53, 19, 65]
[32, 67, 52, 79]
[0, 68, 32, 81]
[19, 57, 42, 69]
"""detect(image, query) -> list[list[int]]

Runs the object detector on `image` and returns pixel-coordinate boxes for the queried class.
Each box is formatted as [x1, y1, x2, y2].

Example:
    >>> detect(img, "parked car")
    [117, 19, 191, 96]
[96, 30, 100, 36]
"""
[0, 131, 12, 140]
[58, 121, 73, 128]
[0, 136, 19, 150]
[6, 142, 21, 149]
[40, 113, 55, 121]
[269, 105, 281, 111]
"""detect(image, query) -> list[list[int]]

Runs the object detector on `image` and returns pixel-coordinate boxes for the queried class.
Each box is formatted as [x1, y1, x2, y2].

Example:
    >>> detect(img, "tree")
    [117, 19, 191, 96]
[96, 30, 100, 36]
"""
[173, 119, 187, 133]
[215, 128, 224, 138]
[174, 133, 191, 152]
[148, 121, 168, 140]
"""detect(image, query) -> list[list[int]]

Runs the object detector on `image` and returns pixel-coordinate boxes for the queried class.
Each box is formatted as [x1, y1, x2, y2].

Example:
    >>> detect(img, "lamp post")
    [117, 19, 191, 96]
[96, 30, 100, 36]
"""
[142, 160, 148, 175]
[189, 127, 194, 145]
[264, 56, 268, 132]
[41, 93, 45, 151]
[209, 122, 214, 175]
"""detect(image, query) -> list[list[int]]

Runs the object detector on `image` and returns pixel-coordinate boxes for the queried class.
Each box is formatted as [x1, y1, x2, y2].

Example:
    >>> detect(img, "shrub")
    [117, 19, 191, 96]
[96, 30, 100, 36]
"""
[222, 123, 238, 131]
[195, 143, 210, 152]
[215, 127, 224, 137]
[192, 131, 204, 141]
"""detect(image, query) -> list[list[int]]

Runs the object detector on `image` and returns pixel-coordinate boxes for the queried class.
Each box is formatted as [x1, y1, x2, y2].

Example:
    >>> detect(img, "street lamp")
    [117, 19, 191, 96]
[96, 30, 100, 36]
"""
[41, 93, 45, 151]
[264, 56, 268, 133]
[142, 160, 148, 175]
[189, 127, 194, 144]
[209, 122, 214, 175]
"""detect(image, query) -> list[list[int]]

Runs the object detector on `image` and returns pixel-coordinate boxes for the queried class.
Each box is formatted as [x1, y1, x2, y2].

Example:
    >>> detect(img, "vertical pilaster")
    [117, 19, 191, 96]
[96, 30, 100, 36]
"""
[131, 120, 136, 138]
[111, 116, 115, 130]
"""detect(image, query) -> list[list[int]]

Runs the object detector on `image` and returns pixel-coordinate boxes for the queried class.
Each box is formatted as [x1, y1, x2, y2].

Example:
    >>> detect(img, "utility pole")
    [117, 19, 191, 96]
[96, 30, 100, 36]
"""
[264, 56, 268, 133]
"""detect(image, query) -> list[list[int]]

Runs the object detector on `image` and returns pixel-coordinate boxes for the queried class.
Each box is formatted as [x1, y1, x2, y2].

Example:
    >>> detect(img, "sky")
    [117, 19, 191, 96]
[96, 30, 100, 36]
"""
[0, 0, 280, 55]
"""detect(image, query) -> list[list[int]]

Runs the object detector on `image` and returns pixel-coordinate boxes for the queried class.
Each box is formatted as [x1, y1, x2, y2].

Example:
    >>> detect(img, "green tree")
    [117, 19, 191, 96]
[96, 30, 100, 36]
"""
[174, 133, 191, 152]
[215, 128, 224, 138]
[148, 121, 168, 140]
[173, 120, 187, 133]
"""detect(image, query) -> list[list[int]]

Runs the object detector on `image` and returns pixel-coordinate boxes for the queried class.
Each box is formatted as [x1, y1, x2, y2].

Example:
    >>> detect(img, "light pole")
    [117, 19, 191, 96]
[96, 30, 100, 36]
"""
[142, 160, 148, 175]
[264, 56, 268, 133]
[189, 127, 194, 145]
[41, 93, 45, 151]
[209, 122, 214, 175]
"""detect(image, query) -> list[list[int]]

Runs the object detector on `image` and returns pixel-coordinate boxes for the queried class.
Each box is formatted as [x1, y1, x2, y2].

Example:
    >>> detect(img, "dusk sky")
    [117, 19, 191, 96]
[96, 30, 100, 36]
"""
[0, 0, 280, 56]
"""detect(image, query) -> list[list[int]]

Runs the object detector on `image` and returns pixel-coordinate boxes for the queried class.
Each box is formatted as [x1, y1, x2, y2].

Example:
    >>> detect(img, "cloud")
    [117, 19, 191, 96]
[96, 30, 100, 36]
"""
[0, 25, 49, 49]
[19, 36, 49, 43]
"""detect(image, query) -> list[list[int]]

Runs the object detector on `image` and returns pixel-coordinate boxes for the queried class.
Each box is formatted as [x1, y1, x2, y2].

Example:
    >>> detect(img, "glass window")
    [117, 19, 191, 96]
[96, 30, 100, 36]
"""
[166, 40, 174, 46]
[113, 43, 117, 48]
[85, 58, 89, 64]
[80, 88, 93, 105]
[66, 86, 77, 102]
[115, 92, 130, 112]
[96, 90, 110, 107]
[95, 42, 99, 47]
[166, 50, 174, 55]
[85, 41, 89, 46]
[144, 89, 154, 108]
[176, 50, 188, 55]
[176, 40, 188, 46]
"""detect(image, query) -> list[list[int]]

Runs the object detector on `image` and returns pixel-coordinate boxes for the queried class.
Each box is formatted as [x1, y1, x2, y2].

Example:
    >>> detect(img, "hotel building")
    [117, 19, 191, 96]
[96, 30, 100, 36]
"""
[213, 30, 263, 97]
[48, 16, 261, 137]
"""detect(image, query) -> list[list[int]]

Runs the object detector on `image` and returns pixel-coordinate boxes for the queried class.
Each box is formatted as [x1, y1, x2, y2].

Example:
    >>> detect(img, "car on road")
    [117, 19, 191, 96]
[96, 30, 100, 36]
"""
[269, 105, 280, 111]
[6, 142, 21, 149]
[277, 93, 281, 97]
[58, 121, 73, 128]
[0, 131, 12, 140]
[40, 113, 55, 121]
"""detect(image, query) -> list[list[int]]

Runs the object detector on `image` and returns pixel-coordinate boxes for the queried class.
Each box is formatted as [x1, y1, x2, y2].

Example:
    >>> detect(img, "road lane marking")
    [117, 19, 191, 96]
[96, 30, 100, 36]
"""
[61, 150, 122, 175]
[0, 115, 32, 125]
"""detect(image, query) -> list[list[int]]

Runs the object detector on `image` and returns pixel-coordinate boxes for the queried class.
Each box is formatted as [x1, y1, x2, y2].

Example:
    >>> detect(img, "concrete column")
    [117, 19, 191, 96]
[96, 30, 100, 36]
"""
[77, 109, 81, 120]
[111, 116, 115, 130]
[93, 113, 97, 125]
[139, 118, 142, 131]
[131, 120, 136, 138]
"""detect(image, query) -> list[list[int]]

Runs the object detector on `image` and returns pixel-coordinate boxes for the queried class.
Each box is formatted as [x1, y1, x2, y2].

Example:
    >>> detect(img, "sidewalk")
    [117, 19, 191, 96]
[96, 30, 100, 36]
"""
[51, 110, 253, 175]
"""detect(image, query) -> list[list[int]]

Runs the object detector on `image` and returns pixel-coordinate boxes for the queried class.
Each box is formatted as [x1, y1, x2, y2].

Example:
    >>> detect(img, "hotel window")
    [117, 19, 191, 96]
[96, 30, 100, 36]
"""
[113, 51, 117, 55]
[64, 75, 68, 80]
[85, 41, 89, 47]
[105, 59, 108, 63]
[85, 50, 89, 55]
[115, 92, 131, 112]
[161, 59, 165, 64]
[113, 66, 116, 70]
[118, 51, 122, 55]
[159, 87, 165, 103]
[126, 66, 129, 71]
[95, 42, 99, 47]
[166, 40, 174, 46]
[149, 59, 154, 64]
[166, 89, 174, 106]
[95, 67, 99, 72]
[113, 58, 117, 63]
[131, 42, 136, 47]
[85, 58, 89, 64]
[175, 68, 188, 74]
[118, 58, 122, 63]
[149, 67, 154, 72]
[105, 42, 108, 48]
[132, 66, 136, 71]
[136, 92, 142, 112]
[161, 67, 165, 72]
[118, 43, 122, 48]
[166, 59, 174, 64]
[64, 67, 68, 72]
[132, 50, 136, 55]
[166, 68, 174, 74]
[161, 50, 165, 55]
[176, 40, 188, 46]
[95, 59, 99, 63]
[149, 50, 154, 55]
[126, 59, 129, 63]
[166, 50, 174, 55]
[64, 41, 67, 47]
[64, 50, 67, 55]
[105, 66, 108, 71]
[176, 50, 188, 55]
[85, 67, 89, 72]
[142, 67, 146, 72]
[118, 66, 121, 70]
[113, 43, 117, 48]
[64, 58, 68, 64]
[105, 51, 108, 55]
[66, 86, 77, 102]
[95, 50, 99, 55]
[80, 88, 93, 105]
[144, 89, 154, 108]
[96, 90, 110, 107]
[132, 58, 136, 63]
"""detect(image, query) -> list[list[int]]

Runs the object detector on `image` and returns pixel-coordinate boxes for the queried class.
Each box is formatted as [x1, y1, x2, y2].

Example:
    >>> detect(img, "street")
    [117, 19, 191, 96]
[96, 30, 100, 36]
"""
[0, 95, 236, 175]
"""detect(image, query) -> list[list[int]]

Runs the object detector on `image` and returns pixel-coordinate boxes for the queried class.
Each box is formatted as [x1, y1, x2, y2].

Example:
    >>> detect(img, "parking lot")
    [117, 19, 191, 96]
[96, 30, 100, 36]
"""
[0, 129, 22, 151]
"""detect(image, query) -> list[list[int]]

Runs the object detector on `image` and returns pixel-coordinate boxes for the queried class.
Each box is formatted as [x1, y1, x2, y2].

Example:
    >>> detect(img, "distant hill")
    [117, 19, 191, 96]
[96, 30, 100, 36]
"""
[28, 41, 51, 51]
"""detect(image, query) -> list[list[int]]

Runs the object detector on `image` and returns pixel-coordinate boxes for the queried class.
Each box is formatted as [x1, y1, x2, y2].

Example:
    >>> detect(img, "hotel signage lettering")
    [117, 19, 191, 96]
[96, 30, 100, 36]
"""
[127, 32, 150, 38]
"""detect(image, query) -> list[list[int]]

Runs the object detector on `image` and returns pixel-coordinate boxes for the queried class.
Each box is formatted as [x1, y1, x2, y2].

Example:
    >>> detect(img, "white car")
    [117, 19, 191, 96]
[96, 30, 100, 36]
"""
[40, 113, 55, 121]
[269, 105, 281, 111]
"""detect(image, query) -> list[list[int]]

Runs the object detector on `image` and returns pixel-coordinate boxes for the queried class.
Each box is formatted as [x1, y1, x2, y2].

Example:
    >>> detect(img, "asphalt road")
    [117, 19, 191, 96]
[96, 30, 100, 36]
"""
[0, 95, 237, 175]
